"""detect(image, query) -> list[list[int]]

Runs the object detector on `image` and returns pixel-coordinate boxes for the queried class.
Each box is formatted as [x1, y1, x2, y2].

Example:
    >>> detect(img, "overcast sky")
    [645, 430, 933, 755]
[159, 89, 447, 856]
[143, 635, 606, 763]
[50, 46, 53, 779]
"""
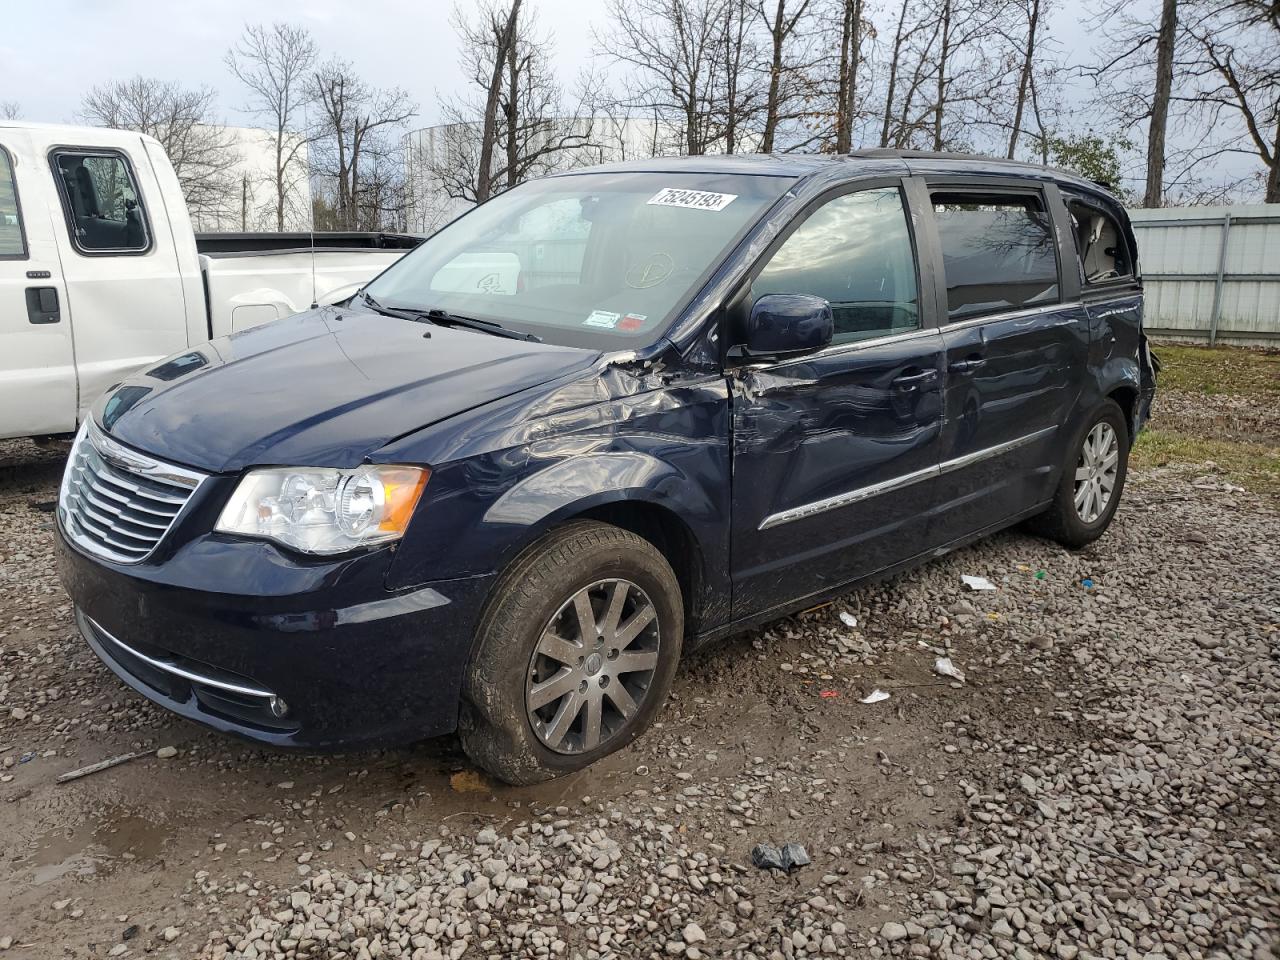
[1, 0, 602, 129]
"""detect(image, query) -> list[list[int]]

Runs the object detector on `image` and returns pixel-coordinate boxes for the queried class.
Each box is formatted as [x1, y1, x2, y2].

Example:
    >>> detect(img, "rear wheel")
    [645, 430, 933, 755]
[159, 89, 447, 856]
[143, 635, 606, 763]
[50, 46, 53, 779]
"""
[1026, 399, 1129, 548]
[460, 521, 683, 784]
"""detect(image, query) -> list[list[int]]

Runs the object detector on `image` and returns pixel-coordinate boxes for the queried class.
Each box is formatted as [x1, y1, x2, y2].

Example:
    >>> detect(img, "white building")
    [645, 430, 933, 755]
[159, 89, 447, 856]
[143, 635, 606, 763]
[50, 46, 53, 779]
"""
[188, 124, 311, 234]
[402, 116, 685, 234]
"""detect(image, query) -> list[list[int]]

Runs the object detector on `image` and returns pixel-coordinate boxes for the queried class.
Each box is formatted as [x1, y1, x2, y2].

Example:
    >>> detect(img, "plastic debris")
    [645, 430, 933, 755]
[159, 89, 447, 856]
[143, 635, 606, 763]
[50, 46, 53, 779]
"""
[751, 842, 810, 872]
[1081, 577, 1095, 590]
[962, 575, 997, 591]
[751, 843, 785, 870]
[780, 842, 811, 870]
[860, 689, 890, 704]
[819, 689, 840, 699]
[1035, 569, 1047, 580]
[18, 751, 35, 764]
[934, 657, 966, 683]
[838, 611, 858, 628]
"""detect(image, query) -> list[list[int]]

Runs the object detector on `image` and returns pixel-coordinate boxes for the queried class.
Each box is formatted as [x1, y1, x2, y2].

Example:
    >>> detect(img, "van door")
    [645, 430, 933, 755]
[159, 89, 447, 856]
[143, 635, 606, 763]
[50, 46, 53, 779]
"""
[46, 140, 188, 421]
[921, 181, 1088, 543]
[0, 130, 76, 439]
[730, 180, 944, 620]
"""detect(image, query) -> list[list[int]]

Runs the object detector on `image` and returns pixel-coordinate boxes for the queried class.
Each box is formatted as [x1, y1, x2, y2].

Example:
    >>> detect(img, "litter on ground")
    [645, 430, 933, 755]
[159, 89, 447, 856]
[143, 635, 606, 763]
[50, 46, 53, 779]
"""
[838, 611, 858, 628]
[962, 575, 997, 591]
[860, 689, 890, 704]
[934, 657, 966, 683]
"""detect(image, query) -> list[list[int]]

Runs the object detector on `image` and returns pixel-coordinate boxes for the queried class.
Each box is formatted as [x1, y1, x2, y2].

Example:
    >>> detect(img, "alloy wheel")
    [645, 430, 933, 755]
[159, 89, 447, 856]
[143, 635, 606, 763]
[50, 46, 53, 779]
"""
[1074, 421, 1119, 523]
[526, 578, 661, 755]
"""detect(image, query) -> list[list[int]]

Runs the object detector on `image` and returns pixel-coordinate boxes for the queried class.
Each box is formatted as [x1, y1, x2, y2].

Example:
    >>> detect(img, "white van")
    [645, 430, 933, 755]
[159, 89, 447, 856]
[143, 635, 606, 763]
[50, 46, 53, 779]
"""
[0, 122, 420, 440]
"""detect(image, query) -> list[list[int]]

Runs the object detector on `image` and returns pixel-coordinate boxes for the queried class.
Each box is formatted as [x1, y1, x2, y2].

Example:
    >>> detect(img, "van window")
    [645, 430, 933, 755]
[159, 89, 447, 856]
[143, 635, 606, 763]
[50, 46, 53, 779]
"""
[1067, 199, 1132, 284]
[51, 150, 150, 254]
[753, 187, 919, 344]
[931, 191, 1059, 322]
[0, 146, 24, 258]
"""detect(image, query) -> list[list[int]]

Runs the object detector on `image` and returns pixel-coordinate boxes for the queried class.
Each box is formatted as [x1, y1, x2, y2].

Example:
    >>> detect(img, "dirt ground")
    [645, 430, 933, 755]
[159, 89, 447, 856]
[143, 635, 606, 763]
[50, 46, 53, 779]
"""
[1, 348, 1277, 960]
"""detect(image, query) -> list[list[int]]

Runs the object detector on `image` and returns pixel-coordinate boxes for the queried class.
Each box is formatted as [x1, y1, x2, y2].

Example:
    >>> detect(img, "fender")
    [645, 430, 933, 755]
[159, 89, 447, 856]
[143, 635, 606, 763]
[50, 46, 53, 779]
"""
[485, 450, 717, 541]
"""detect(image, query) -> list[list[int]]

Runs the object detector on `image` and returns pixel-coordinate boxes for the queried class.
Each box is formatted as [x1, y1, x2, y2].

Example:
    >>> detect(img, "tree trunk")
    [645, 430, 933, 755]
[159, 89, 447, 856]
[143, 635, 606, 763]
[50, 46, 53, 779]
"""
[835, 1, 853, 153]
[932, 0, 952, 152]
[1267, 121, 1280, 203]
[880, 0, 910, 147]
[1144, 0, 1177, 207]
[275, 121, 286, 231]
[506, 41, 519, 189]
[477, 0, 522, 202]
[762, 1, 786, 153]
[1007, 0, 1039, 159]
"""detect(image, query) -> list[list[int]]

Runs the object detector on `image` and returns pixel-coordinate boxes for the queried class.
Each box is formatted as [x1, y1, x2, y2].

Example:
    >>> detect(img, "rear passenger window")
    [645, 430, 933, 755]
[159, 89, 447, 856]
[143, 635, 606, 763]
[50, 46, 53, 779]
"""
[1066, 199, 1132, 284]
[0, 146, 25, 258]
[51, 150, 150, 254]
[931, 191, 1058, 322]
[753, 187, 919, 344]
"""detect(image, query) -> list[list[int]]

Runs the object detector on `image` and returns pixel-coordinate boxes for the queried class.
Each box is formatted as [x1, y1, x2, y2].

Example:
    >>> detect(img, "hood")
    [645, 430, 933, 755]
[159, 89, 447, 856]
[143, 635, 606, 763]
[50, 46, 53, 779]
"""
[96, 309, 600, 473]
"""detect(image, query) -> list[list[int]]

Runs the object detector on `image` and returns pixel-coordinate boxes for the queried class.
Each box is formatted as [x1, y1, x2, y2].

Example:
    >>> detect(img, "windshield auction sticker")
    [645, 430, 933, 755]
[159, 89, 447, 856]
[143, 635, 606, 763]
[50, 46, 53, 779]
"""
[647, 188, 738, 211]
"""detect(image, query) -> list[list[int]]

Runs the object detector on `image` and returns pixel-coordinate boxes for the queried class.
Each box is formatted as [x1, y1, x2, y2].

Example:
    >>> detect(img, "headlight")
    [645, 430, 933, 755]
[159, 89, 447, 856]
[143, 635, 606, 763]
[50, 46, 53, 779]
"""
[215, 465, 429, 555]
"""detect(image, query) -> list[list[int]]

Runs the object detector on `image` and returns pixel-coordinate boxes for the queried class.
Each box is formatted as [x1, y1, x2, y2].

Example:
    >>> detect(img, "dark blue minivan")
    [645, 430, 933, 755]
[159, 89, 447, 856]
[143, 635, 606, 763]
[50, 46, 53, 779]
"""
[56, 151, 1156, 783]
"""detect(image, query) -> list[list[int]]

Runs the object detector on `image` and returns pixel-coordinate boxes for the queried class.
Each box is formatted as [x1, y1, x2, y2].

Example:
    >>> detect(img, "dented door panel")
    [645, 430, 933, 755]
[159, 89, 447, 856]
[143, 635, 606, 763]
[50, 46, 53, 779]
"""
[729, 331, 944, 620]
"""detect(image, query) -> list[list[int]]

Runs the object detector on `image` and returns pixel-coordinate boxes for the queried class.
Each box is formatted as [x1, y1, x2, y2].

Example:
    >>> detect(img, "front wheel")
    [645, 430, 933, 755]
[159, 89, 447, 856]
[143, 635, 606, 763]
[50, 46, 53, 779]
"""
[460, 521, 683, 785]
[1027, 399, 1130, 549]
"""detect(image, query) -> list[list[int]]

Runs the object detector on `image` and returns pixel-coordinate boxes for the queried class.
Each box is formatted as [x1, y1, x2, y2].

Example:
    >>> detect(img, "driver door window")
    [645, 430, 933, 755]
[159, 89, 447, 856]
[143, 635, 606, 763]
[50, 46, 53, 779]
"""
[752, 186, 920, 344]
[51, 151, 151, 254]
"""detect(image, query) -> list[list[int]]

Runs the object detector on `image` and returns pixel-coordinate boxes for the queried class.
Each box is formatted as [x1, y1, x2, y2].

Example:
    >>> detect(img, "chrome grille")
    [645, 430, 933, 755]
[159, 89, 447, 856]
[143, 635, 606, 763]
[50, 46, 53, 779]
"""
[58, 420, 206, 564]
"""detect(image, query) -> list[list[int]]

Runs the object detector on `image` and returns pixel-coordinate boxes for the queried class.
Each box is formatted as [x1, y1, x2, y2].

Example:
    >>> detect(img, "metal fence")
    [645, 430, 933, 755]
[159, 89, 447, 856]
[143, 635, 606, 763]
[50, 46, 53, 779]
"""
[1130, 205, 1280, 346]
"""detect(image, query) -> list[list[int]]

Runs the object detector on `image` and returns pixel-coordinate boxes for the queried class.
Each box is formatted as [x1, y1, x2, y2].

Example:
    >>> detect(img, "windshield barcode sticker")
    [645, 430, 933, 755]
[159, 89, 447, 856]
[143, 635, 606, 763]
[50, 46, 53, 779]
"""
[647, 188, 738, 211]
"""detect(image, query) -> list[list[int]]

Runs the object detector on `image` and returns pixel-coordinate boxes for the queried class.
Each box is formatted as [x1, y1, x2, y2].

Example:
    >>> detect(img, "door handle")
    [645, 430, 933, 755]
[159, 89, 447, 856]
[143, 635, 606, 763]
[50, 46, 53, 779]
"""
[25, 287, 60, 325]
[891, 368, 938, 392]
[951, 355, 986, 374]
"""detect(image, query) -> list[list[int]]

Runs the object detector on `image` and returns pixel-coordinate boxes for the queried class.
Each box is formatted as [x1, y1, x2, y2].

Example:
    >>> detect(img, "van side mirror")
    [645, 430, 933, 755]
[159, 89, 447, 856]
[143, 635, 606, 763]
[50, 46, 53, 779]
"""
[741, 294, 833, 358]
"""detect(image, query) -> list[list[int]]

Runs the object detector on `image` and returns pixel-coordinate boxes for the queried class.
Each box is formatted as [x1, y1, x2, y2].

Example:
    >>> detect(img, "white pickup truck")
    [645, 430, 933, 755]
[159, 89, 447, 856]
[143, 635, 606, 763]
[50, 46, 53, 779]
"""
[0, 122, 421, 440]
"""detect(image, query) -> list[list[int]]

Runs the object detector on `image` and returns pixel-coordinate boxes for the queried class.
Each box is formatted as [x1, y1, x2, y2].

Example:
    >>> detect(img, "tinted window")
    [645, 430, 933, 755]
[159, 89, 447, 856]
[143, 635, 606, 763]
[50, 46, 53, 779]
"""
[932, 191, 1058, 321]
[52, 151, 150, 253]
[1067, 199, 1132, 283]
[753, 187, 919, 343]
[0, 146, 24, 258]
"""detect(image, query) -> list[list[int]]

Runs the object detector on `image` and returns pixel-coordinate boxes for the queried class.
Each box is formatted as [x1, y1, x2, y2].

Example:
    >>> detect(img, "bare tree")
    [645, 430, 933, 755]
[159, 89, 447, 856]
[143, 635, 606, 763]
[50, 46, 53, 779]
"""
[78, 77, 238, 225]
[310, 59, 417, 230]
[0, 101, 19, 121]
[424, 2, 598, 213]
[225, 22, 317, 230]
[755, 0, 830, 152]
[1179, 1, 1279, 201]
[597, 0, 732, 155]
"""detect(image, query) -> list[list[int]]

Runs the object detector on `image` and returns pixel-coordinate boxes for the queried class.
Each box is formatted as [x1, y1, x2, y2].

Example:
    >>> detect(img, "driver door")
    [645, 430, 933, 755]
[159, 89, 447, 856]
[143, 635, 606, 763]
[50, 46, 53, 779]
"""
[729, 180, 945, 620]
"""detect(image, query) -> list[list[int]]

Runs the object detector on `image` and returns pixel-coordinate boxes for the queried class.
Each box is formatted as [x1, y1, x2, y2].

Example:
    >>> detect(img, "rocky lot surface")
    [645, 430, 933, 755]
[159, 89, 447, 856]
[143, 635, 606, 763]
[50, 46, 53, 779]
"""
[0, 385, 1277, 960]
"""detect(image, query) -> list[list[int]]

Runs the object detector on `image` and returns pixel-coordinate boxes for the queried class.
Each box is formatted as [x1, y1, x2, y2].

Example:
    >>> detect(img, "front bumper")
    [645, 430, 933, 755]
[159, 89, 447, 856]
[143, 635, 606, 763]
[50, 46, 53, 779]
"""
[57, 527, 495, 749]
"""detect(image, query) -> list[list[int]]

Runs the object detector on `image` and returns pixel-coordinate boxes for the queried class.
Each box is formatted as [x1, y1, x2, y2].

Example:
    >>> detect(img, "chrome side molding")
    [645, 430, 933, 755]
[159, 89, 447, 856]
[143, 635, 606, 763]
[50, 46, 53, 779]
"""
[758, 425, 1057, 530]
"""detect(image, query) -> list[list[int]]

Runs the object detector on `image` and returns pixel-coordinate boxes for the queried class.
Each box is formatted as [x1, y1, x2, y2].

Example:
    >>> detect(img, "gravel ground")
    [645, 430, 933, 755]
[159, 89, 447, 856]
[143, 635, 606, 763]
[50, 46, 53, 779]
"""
[1, 386, 1277, 960]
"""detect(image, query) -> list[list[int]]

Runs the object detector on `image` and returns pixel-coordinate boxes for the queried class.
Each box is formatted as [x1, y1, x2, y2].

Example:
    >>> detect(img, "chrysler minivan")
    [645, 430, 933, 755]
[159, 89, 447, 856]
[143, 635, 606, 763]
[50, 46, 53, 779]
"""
[56, 151, 1156, 783]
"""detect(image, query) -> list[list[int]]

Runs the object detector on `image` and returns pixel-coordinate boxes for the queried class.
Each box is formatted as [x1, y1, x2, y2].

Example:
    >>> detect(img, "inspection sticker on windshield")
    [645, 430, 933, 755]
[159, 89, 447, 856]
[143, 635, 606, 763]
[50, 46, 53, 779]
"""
[647, 188, 738, 211]
[584, 310, 621, 328]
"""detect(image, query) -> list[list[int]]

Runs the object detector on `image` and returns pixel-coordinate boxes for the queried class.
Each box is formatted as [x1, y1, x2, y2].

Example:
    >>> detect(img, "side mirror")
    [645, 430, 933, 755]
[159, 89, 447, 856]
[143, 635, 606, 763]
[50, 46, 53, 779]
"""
[741, 294, 833, 358]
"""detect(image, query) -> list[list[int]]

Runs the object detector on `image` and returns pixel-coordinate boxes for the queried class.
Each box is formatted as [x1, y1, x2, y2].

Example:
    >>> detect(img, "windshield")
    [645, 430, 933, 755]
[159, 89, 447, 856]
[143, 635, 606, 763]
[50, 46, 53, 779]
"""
[362, 171, 794, 348]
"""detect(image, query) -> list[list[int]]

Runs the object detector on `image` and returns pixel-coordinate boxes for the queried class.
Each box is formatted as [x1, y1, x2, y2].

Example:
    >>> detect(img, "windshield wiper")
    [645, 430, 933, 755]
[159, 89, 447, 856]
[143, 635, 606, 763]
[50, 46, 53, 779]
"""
[356, 292, 540, 343]
[419, 307, 541, 343]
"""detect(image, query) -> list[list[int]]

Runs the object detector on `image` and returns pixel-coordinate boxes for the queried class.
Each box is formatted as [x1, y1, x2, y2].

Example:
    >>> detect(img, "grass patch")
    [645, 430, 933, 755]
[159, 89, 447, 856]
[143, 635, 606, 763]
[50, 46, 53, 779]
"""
[1153, 343, 1280, 397]
[1132, 427, 1280, 496]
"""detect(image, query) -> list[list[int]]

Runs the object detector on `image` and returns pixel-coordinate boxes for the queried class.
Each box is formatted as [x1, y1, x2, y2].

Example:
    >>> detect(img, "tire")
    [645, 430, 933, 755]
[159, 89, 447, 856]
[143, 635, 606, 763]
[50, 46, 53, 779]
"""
[459, 520, 684, 785]
[1026, 399, 1129, 549]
